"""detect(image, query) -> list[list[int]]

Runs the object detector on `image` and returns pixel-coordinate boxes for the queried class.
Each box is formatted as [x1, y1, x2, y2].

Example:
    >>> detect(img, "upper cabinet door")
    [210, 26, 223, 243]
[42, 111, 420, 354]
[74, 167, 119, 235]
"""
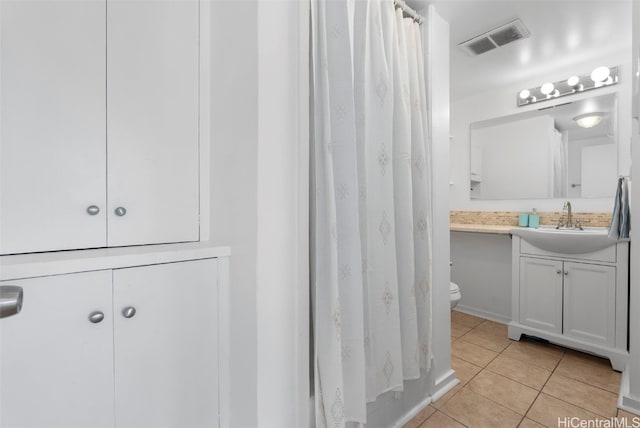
[0, 0, 107, 254]
[107, 0, 200, 247]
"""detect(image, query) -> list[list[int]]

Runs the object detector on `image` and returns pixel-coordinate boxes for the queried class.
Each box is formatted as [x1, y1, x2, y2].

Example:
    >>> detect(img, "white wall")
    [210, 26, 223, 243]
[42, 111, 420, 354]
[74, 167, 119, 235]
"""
[623, 0, 640, 413]
[210, 1, 310, 427]
[450, 54, 632, 213]
[256, 1, 309, 427]
[451, 232, 512, 323]
[209, 2, 259, 427]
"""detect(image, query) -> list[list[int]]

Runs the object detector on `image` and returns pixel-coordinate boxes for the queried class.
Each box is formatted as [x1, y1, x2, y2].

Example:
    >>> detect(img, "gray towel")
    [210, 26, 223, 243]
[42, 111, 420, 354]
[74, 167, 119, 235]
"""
[609, 177, 630, 239]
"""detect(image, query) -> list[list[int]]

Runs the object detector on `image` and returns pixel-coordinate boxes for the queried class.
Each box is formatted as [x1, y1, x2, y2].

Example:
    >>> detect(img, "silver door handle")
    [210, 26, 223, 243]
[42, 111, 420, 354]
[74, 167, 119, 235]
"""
[88, 311, 105, 324]
[114, 207, 127, 217]
[87, 205, 100, 216]
[122, 306, 136, 319]
[0, 286, 23, 319]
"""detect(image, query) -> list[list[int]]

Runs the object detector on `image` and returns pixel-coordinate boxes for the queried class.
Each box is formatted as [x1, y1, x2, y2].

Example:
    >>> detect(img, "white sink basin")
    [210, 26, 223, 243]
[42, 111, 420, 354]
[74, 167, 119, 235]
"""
[510, 226, 620, 254]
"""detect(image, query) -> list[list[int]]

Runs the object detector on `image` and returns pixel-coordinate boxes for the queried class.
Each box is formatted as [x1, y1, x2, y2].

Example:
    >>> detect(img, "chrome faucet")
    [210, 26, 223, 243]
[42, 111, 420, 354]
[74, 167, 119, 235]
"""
[563, 201, 572, 228]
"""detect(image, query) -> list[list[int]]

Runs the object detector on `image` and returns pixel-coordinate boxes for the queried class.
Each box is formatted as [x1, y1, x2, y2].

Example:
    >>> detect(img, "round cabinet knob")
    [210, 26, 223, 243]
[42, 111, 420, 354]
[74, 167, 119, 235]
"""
[556, 269, 562, 274]
[87, 205, 100, 216]
[564, 271, 569, 276]
[122, 306, 136, 319]
[114, 207, 127, 217]
[88, 311, 105, 324]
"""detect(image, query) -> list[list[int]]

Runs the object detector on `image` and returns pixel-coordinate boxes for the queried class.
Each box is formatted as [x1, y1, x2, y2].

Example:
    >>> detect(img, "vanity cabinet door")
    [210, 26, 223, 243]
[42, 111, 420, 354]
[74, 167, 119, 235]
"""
[563, 262, 615, 347]
[113, 258, 218, 428]
[0, 271, 115, 428]
[519, 257, 563, 334]
[0, 0, 107, 255]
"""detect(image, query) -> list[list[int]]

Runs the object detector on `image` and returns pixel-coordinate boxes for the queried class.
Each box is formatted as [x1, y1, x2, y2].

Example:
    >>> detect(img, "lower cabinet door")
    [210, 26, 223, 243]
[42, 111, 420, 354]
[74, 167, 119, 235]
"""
[519, 257, 563, 334]
[0, 271, 115, 428]
[113, 258, 219, 428]
[563, 261, 616, 347]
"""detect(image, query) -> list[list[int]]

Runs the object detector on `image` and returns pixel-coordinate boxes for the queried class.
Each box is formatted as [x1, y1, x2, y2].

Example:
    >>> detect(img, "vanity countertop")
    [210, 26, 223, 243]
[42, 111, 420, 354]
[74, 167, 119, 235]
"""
[450, 223, 514, 235]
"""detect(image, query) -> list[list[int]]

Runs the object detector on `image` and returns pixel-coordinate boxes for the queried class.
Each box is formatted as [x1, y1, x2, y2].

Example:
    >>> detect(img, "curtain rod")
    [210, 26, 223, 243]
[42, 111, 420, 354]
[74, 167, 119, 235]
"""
[393, 0, 424, 25]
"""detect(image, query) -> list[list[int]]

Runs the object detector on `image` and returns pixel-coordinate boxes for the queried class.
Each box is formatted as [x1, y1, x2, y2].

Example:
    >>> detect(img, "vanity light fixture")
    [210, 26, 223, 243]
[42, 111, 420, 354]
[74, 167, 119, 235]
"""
[540, 82, 555, 96]
[590, 66, 610, 83]
[573, 112, 605, 128]
[567, 75, 583, 92]
[517, 66, 619, 107]
[567, 75, 580, 86]
[519, 89, 536, 103]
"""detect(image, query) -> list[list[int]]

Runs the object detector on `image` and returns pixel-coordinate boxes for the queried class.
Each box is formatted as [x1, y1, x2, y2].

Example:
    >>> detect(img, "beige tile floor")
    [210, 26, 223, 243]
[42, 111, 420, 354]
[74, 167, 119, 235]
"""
[404, 311, 638, 428]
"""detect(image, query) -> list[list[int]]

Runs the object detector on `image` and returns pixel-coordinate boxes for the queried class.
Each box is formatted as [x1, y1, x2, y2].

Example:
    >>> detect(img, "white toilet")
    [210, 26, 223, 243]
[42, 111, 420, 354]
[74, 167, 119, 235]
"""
[449, 261, 462, 308]
[450, 282, 462, 309]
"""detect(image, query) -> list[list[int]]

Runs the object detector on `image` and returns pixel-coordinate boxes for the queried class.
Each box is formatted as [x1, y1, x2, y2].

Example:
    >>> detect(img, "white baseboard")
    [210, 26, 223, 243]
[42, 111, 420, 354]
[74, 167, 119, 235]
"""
[390, 395, 433, 428]
[619, 368, 640, 415]
[454, 304, 510, 325]
[432, 369, 459, 402]
[389, 370, 459, 428]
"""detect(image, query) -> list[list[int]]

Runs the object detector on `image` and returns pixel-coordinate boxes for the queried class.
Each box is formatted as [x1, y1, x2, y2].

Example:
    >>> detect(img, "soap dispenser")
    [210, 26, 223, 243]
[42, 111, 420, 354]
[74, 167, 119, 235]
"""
[528, 208, 540, 228]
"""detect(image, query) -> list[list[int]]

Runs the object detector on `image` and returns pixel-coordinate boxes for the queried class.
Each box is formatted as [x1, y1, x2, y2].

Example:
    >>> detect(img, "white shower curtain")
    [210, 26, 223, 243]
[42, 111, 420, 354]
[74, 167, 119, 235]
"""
[311, 0, 432, 426]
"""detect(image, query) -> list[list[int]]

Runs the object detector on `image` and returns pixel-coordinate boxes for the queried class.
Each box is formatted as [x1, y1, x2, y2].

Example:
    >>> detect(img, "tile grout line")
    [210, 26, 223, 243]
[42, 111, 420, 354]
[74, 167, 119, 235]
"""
[519, 347, 566, 427]
[442, 322, 526, 427]
[541, 349, 622, 420]
[452, 319, 562, 428]
[421, 314, 624, 428]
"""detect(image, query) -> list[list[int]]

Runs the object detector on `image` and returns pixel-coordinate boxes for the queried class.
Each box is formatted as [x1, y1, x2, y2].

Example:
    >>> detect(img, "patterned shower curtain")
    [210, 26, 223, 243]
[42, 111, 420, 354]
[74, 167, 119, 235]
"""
[311, 0, 432, 426]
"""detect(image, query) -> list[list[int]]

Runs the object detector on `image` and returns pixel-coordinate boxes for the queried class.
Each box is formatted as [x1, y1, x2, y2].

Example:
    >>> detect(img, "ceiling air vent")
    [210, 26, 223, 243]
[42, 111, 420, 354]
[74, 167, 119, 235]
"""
[459, 19, 530, 56]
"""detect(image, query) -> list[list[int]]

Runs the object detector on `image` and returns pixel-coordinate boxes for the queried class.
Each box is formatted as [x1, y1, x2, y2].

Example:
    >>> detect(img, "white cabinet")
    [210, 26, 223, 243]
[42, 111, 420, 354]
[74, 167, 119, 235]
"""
[0, 0, 202, 255]
[510, 237, 628, 370]
[113, 260, 218, 428]
[0, 271, 115, 428]
[0, 256, 221, 428]
[0, 0, 107, 254]
[107, 0, 200, 247]
[519, 257, 563, 334]
[563, 261, 616, 347]
[519, 257, 616, 346]
[470, 141, 482, 182]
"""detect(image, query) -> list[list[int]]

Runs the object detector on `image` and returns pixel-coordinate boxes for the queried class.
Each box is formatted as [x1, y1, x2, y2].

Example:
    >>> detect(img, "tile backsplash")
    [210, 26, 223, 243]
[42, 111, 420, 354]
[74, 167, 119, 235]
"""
[450, 211, 612, 228]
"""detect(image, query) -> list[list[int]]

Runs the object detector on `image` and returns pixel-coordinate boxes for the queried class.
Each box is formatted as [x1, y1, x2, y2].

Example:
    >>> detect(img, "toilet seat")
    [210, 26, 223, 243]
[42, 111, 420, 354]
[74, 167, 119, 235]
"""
[450, 282, 461, 309]
[450, 282, 460, 294]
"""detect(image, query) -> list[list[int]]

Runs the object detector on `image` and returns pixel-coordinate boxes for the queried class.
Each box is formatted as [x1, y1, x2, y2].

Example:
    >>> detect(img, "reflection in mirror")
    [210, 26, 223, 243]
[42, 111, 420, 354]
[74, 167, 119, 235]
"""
[470, 93, 617, 200]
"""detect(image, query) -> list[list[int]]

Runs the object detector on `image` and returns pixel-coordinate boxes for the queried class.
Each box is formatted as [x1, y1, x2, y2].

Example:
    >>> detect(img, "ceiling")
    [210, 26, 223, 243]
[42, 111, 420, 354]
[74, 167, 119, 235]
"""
[410, 0, 632, 102]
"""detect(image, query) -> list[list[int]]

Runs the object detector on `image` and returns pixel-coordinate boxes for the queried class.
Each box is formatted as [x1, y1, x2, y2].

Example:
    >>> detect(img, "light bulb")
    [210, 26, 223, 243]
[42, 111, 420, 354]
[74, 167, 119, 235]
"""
[574, 112, 604, 128]
[540, 82, 555, 95]
[590, 66, 610, 82]
[519, 89, 531, 99]
[567, 76, 580, 87]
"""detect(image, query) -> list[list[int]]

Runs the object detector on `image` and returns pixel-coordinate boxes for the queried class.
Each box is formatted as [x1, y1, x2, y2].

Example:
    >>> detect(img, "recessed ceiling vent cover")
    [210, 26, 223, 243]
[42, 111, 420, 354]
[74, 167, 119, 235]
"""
[459, 19, 530, 56]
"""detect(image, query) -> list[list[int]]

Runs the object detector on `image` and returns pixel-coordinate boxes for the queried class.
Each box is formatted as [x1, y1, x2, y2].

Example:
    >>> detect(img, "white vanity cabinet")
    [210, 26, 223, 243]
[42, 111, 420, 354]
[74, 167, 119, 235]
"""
[0, 245, 228, 428]
[519, 257, 564, 334]
[510, 236, 629, 370]
[0, 0, 202, 255]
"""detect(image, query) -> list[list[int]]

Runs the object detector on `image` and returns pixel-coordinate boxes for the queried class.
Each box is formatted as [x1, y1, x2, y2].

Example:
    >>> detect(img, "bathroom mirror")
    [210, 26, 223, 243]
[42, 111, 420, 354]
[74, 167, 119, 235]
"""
[469, 93, 618, 200]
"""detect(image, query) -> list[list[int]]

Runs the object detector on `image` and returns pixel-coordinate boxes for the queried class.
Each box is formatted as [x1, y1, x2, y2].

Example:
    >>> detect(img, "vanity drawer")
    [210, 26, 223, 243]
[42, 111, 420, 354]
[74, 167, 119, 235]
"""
[520, 239, 617, 263]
